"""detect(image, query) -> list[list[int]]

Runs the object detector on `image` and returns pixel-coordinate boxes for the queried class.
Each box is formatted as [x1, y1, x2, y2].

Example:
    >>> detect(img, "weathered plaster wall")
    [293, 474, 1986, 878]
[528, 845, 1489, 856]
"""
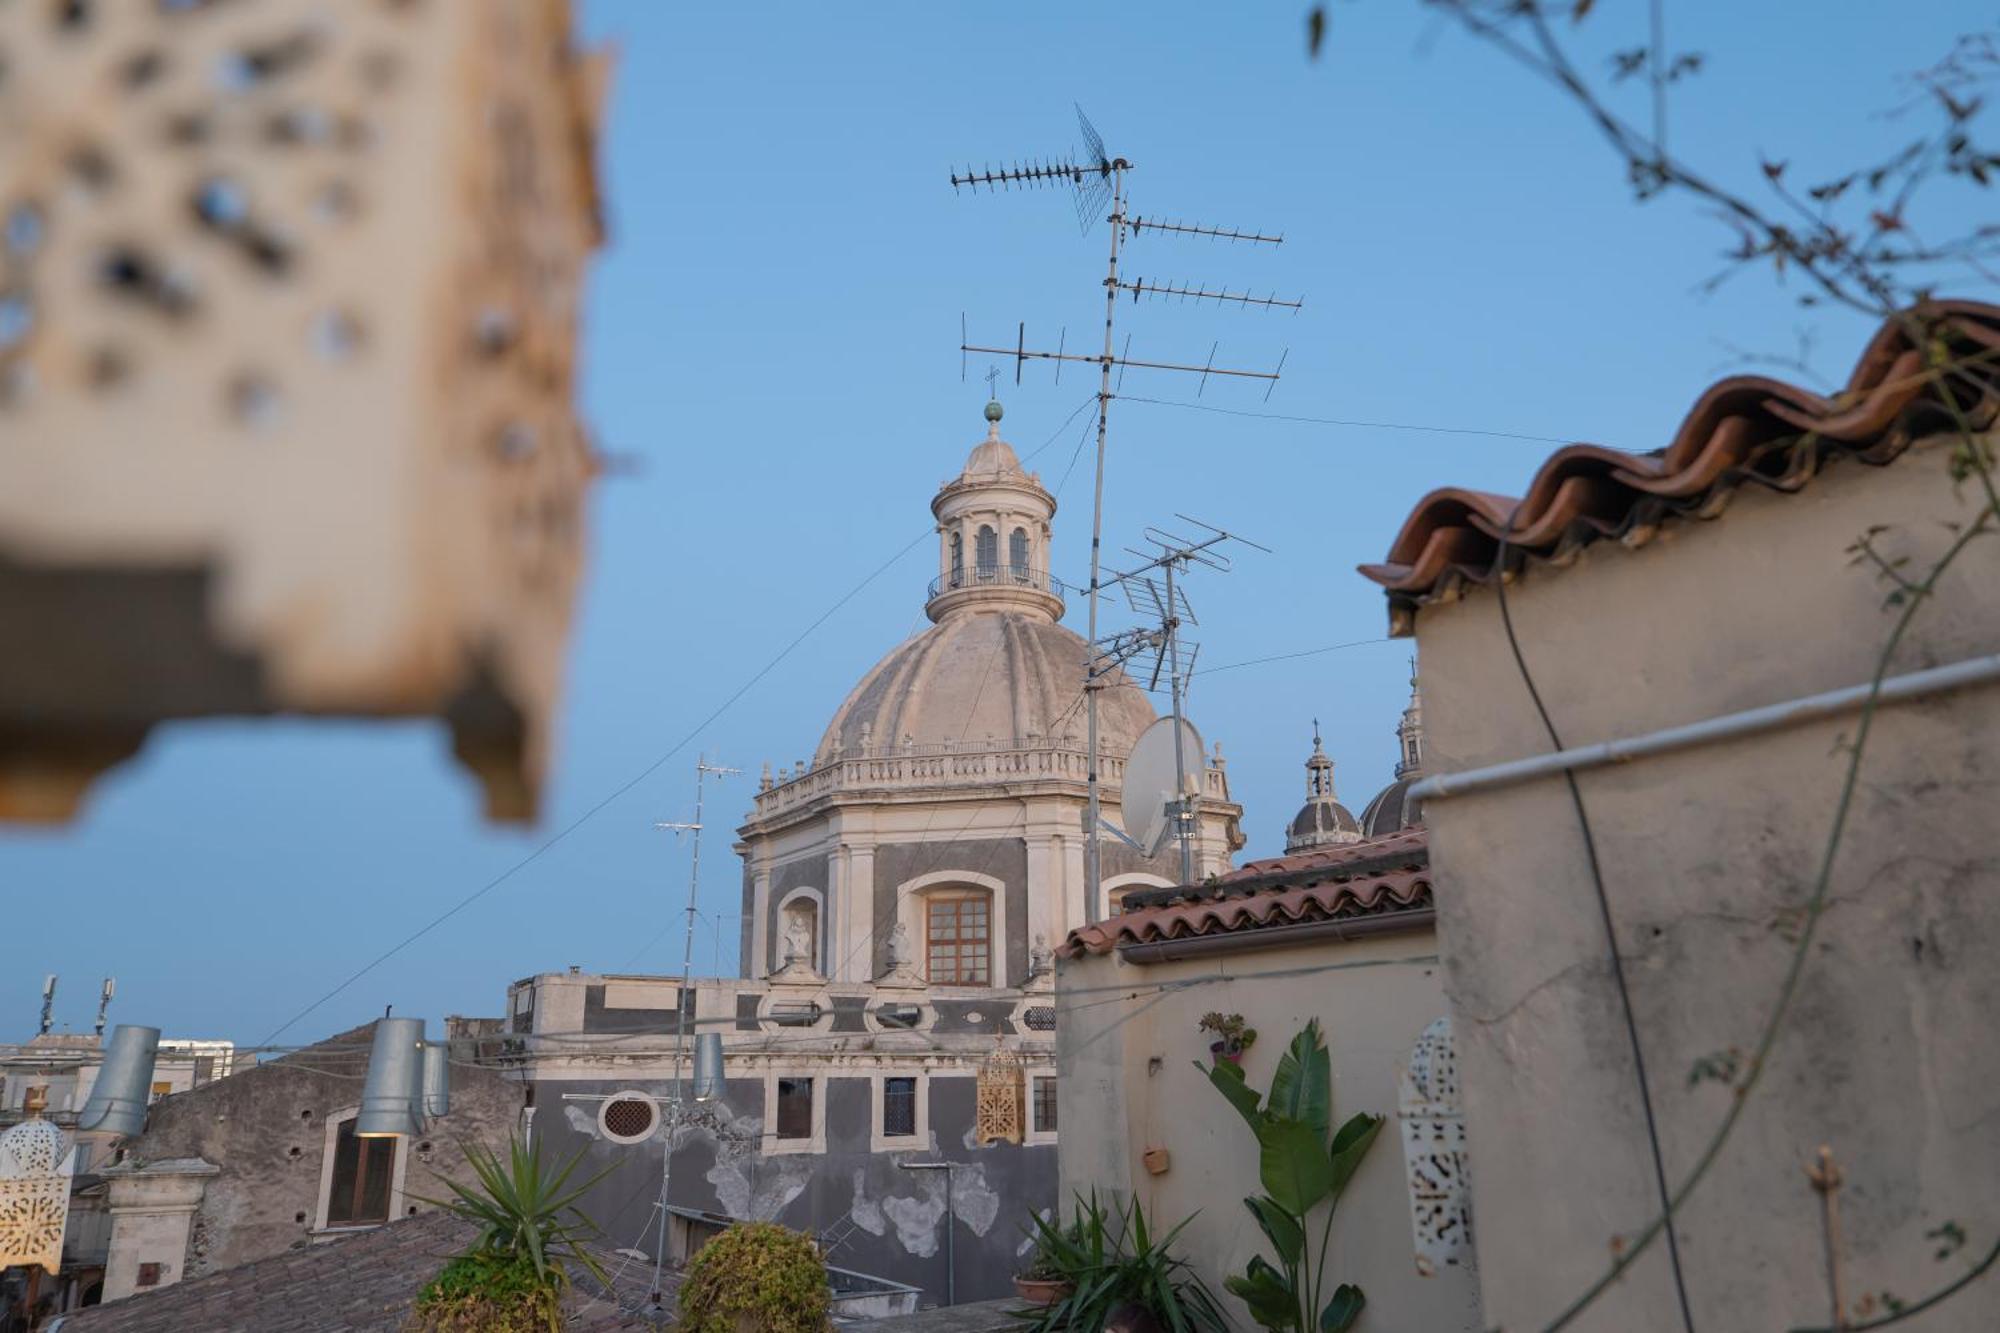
[1057, 933, 1482, 1332]
[1411, 438, 2000, 1330]
[540, 1072, 1055, 1303]
[128, 1022, 523, 1276]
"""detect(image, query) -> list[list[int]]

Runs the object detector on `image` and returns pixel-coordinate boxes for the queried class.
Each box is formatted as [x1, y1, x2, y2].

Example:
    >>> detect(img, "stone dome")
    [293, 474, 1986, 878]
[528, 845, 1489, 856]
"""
[1360, 777, 1420, 837]
[817, 610, 1155, 765]
[1288, 796, 1361, 846]
[961, 435, 1024, 478]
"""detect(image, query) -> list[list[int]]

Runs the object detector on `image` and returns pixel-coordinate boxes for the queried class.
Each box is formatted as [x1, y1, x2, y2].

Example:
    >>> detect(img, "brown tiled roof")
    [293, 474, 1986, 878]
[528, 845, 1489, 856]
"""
[1060, 829, 1431, 958]
[1359, 301, 2000, 634]
[53, 1211, 666, 1332]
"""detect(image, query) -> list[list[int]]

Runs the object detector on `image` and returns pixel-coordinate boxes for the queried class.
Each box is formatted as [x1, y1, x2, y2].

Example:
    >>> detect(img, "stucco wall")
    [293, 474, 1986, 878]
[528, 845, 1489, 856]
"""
[537, 1072, 1054, 1303]
[1057, 932, 1482, 1332]
[128, 1023, 523, 1276]
[1410, 438, 2000, 1330]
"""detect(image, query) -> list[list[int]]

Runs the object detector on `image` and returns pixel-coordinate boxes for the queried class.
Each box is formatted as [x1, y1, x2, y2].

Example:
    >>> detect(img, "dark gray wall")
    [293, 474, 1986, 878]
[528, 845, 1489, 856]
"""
[871, 838, 1029, 985]
[539, 1072, 1054, 1304]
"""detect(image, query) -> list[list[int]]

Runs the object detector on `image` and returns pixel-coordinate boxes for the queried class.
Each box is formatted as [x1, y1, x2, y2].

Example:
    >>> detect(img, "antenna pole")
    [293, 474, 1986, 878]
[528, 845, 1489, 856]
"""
[651, 754, 739, 1309]
[1163, 553, 1194, 884]
[1083, 160, 1126, 928]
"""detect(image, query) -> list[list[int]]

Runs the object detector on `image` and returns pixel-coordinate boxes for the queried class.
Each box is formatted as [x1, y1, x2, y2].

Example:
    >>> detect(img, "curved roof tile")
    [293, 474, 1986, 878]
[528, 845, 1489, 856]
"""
[1360, 301, 2000, 633]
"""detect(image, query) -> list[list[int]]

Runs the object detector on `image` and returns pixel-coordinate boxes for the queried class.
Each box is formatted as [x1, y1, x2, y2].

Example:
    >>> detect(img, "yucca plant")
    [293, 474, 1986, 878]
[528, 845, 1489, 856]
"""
[1015, 1191, 1230, 1333]
[411, 1134, 612, 1333]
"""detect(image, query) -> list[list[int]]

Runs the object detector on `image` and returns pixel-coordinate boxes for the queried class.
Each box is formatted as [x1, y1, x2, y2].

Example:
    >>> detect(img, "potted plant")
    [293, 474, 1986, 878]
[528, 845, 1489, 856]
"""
[1198, 1011, 1257, 1066]
[677, 1220, 830, 1333]
[1013, 1242, 1072, 1306]
[1017, 1192, 1228, 1333]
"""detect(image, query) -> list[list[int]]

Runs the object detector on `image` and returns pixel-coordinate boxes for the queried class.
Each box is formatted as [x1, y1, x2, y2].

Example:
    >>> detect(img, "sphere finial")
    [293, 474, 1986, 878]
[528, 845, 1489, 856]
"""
[984, 398, 1004, 424]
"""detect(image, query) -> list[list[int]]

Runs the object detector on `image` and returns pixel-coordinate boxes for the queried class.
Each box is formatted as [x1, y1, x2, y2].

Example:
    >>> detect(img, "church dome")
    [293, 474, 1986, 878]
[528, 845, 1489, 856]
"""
[1283, 723, 1362, 854]
[817, 610, 1155, 764]
[1288, 796, 1360, 846]
[1358, 665, 1426, 837]
[1360, 778, 1419, 838]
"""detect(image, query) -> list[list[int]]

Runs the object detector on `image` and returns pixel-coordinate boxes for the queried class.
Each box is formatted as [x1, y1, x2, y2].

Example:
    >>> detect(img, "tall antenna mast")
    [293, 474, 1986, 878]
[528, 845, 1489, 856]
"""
[951, 106, 1295, 920]
[95, 978, 115, 1038]
[39, 975, 56, 1037]
[1099, 516, 1268, 882]
[649, 753, 739, 1306]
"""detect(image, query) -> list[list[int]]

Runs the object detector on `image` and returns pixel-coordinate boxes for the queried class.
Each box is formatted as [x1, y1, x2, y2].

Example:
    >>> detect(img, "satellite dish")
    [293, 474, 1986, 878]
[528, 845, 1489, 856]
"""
[1121, 716, 1205, 858]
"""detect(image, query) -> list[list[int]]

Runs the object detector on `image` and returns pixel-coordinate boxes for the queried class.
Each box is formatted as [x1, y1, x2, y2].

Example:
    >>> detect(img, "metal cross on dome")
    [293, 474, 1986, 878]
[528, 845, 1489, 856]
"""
[983, 364, 1001, 398]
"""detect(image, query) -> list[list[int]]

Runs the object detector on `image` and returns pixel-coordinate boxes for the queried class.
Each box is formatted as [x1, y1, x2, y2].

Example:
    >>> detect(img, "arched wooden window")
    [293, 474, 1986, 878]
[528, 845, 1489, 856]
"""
[975, 525, 998, 577]
[1009, 526, 1029, 579]
[925, 891, 991, 984]
[949, 531, 964, 587]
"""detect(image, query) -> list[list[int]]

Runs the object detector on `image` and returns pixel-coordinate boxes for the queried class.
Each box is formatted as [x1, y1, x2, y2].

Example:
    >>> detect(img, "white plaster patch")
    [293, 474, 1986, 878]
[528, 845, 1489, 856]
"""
[1016, 1206, 1052, 1258]
[706, 1152, 814, 1222]
[561, 1104, 596, 1135]
[880, 1180, 947, 1257]
[950, 1161, 1001, 1237]
[847, 1168, 887, 1237]
[873, 1160, 1004, 1259]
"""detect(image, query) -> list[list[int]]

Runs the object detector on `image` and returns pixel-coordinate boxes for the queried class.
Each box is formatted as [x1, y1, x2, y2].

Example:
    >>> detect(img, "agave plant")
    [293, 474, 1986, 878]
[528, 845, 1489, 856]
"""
[1204, 1019, 1384, 1332]
[423, 1134, 612, 1293]
[1016, 1190, 1230, 1333]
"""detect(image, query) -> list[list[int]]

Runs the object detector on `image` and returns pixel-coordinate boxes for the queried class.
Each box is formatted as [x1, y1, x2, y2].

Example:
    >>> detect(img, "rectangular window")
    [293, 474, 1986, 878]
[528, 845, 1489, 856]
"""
[882, 1077, 917, 1139]
[149, 1081, 173, 1101]
[136, 1263, 163, 1288]
[776, 1077, 814, 1140]
[327, 1119, 395, 1225]
[1032, 1076, 1058, 1134]
[926, 895, 990, 985]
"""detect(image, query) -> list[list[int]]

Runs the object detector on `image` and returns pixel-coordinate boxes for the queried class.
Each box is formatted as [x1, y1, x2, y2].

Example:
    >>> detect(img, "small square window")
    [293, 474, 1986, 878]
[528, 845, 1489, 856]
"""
[776, 1077, 814, 1140]
[883, 1077, 917, 1138]
[149, 1081, 173, 1101]
[1032, 1076, 1058, 1135]
[136, 1262, 164, 1288]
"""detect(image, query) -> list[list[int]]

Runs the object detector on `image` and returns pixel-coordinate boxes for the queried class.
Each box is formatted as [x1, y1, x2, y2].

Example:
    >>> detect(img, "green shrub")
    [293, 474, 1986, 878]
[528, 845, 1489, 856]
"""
[408, 1251, 560, 1332]
[677, 1221, 831, 1333]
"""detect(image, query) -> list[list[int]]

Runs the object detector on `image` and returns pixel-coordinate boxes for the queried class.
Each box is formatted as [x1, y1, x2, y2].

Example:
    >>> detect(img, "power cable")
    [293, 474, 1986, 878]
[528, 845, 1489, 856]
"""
[1490, 519, 1697, 1332]
[1119, 393, 1597, 446]
[259, 529, 936, 1047]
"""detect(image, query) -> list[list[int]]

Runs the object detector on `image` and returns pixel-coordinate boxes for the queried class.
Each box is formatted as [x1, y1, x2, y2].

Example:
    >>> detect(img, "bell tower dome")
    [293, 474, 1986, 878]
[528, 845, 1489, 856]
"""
[925, 399, 1064, 624]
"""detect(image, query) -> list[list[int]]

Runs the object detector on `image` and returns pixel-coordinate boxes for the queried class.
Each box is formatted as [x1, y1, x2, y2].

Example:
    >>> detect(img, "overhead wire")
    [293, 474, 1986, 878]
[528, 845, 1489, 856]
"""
[1490, 518, 1697, 1332]
[1119, 393, 1598, 446]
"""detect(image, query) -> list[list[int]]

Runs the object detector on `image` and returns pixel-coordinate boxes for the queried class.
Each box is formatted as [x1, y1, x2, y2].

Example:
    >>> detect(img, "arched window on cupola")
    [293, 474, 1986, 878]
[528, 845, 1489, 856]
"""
[1009, 527, 1030, 581]
[949, 531, 964, 587]
[975, 525, 998, 579]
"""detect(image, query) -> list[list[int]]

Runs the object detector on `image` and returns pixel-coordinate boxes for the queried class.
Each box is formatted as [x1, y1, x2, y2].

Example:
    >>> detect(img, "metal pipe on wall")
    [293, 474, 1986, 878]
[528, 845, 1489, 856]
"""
[1409, 652, 2000, 805]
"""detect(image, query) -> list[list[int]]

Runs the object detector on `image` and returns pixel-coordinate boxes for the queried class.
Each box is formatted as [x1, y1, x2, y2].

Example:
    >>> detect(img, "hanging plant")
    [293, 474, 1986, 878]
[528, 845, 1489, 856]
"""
[1197, 1011, 1258, 1065]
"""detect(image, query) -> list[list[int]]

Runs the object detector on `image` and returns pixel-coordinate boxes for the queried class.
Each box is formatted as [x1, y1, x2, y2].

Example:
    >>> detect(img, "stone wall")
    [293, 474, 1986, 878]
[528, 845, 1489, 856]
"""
[125, 1021, 522, 1277]
[1410, 436, 2000, 1330]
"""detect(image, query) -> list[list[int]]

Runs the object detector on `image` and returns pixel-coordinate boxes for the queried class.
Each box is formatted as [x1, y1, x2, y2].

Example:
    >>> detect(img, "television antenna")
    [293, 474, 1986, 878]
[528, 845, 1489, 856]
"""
[951, 106, 1296, 921]
[1092, 515, 1269, 883]
[649, 753, 738, 1306]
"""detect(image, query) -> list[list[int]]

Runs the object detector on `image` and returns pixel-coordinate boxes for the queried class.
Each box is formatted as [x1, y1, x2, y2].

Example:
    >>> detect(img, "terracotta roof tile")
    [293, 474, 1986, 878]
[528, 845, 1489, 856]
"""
[1359, 301, 2000, 634]
[1060, 829, 1431, 957]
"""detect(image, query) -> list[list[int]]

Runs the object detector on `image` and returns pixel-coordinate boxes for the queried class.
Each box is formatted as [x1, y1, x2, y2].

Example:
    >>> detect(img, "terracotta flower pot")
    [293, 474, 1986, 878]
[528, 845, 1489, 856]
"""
[1013, 1275, 1074, 1306]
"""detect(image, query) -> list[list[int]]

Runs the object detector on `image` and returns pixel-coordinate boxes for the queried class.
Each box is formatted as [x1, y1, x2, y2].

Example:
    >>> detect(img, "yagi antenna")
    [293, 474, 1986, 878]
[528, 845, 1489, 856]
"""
[952, 104, 1295, 920]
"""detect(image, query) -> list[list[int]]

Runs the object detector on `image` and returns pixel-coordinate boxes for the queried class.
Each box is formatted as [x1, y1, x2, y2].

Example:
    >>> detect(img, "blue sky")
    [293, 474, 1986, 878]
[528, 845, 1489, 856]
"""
[4, 2, 1991, 1047]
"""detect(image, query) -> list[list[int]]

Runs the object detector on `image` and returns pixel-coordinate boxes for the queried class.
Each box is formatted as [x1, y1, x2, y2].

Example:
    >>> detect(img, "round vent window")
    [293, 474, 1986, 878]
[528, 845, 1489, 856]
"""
[598, 1092, 658, 1144]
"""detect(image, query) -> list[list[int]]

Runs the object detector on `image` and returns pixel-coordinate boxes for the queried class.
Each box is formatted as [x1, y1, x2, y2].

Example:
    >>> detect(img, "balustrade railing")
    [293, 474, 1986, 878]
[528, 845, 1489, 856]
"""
[927, 563, 1067, 605]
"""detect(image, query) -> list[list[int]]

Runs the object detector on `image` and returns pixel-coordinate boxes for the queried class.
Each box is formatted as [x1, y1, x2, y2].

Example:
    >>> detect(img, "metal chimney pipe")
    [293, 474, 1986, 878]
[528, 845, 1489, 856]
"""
[691, 1032, 724, 1102]
[356, 1017, 424, 1137]
[419, 1037, 451, 1119]
[78, 1024, 161, 1137]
